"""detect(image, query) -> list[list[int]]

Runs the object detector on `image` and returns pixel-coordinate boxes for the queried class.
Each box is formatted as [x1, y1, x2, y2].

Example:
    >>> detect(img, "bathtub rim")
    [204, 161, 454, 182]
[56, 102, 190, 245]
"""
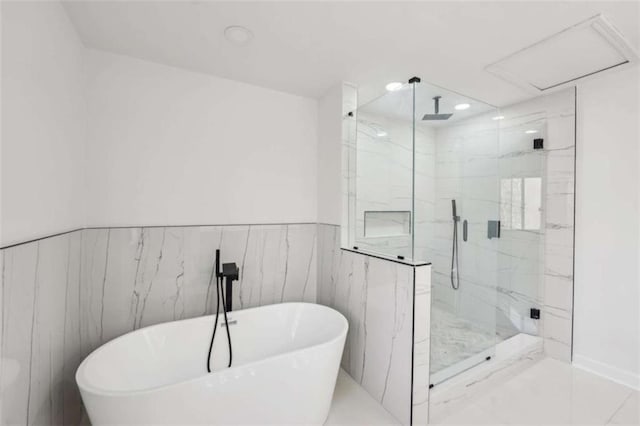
[76, 302, 348, 397]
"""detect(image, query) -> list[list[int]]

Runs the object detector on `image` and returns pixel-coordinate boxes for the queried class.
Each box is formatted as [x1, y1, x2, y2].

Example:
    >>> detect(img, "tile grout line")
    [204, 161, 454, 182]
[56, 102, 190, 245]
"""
[603, 389, 635, 425]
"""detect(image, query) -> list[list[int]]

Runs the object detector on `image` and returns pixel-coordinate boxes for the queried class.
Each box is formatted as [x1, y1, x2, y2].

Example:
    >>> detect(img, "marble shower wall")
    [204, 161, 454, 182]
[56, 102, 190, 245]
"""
[492, 89, 576, 361]
[537, 90, 576, 362]
[429, 88, 576, 361]
[318, 223, 431, 425]
[351, 112, 436, 260]
[429, 117, 501, 336]
[1, 223, 317, 426]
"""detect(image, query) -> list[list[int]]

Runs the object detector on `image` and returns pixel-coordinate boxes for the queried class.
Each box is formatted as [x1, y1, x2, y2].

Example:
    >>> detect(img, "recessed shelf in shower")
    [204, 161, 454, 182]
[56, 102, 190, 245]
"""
[364, 211, 411, 238]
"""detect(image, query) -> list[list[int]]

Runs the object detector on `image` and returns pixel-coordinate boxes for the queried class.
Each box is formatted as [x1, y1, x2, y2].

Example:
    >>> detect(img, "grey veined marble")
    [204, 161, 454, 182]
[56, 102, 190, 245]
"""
[1, 223, 317, 426]
[1, 232, 84, 426]
[80, 224, 316, 350]
[317, 224, 431, 425]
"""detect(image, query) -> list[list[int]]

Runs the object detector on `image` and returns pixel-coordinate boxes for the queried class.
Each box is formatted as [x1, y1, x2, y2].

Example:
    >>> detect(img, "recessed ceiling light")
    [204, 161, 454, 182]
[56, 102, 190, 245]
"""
[376, 130, 388, 137]
[525, 130, 538, 134]
[385, 82, 403, 92]
[454, 103, 471, 110]
[224, 26, 254, 45]
[492, 115, 505, 120]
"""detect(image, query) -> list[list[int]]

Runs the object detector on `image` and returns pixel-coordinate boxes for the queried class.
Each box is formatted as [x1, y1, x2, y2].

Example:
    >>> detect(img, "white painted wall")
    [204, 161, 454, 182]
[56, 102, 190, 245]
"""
[317, 84, 342, 225]
[574, 65, 640, 389]
[1, 1, 86, 247]
[84, 49, 318, 228]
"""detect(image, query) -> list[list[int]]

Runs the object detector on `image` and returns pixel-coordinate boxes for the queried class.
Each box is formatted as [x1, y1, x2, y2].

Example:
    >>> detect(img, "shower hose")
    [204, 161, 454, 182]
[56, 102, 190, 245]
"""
[451, 218, 460, 290]
[206, 271, 233, 372]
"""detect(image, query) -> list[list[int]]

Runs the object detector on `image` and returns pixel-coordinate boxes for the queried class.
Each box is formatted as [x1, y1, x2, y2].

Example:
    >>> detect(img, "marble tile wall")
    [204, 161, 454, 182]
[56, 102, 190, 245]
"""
[318, 223, 430, 425]
[429, 118, 501, 336]
[350, 111, 436, 261]
[538, 90, 576, 362]
[1, 232, 84, 426]
[352, 112, 413, 258]
[1, 223, 317, 426]
[80, 224, 316, 348]
[428, 88, 576, 363]
[412, 264, 432, 426]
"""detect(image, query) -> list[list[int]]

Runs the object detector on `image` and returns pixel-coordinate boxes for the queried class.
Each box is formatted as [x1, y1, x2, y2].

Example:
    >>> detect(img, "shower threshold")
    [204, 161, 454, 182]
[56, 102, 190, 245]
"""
[430, 346, 494, 386]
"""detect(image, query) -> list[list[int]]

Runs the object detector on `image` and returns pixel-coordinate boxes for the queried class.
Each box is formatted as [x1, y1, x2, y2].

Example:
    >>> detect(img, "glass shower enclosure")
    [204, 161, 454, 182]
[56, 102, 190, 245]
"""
[344, 78, 543, 386]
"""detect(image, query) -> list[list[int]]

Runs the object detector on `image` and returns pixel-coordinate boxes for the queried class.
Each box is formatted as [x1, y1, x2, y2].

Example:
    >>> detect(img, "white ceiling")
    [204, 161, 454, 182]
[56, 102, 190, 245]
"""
[61, 1, 640, 106]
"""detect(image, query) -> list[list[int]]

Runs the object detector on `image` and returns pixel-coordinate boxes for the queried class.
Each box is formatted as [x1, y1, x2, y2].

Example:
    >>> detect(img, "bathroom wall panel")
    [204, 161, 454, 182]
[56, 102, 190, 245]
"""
[1, 223, 317, 426]
[1, 232, 84, 426]
[574, 67, 640, 385]
[350, 114, 436, 260]
[84, 50, 318, 228]
[80, 225, 316, 341]
[430, 118, 501, 338]
[412, 264, 432, 426]
[1, 1, 86, 247]
[317, 223, 430, 425]
[540, 91, 576, 362]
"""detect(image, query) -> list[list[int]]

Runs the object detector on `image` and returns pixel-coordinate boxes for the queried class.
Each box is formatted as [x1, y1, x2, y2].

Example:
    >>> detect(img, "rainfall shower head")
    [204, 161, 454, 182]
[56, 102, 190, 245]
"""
[422, 96, 453, 121]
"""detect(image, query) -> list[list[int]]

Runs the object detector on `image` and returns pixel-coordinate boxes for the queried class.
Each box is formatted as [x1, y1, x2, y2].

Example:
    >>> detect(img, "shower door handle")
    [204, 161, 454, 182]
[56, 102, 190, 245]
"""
[463, 220, 468, 242]
[488, 220, 501, 239]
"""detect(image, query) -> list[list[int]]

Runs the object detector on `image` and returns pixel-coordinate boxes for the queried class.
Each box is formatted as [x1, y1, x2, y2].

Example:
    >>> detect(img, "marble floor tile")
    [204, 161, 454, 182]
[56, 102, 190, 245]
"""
[430, 302, 495, 374]
[437, 358, 636, 425]
[437, 402, 508, 425]
[429, 334, 543, 423]
[607, 391, 640, 425]
[325, 369, 400, 426]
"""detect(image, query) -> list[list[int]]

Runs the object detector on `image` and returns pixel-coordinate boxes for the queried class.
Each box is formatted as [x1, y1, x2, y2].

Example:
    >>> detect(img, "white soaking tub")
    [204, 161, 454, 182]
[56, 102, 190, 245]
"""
[76, 303, 348, 425]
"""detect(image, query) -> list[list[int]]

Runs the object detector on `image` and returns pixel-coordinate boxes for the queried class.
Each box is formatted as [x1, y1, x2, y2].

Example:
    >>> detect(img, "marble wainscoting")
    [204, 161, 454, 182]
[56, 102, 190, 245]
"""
[1, 223, 317, 426]
[80, 224, 316, 350]
[412, 264, 432, 426]
[317, 224, 431, 425]
[1, 232, 84, 426]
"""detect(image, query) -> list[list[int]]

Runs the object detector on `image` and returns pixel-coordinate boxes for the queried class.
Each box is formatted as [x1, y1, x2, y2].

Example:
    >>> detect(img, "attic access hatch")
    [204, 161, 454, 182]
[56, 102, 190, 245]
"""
[485, 14, 639, 93]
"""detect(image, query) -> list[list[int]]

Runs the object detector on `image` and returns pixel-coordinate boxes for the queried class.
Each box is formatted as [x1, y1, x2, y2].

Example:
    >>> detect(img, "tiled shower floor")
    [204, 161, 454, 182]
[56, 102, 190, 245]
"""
[430, 303, 496, 374]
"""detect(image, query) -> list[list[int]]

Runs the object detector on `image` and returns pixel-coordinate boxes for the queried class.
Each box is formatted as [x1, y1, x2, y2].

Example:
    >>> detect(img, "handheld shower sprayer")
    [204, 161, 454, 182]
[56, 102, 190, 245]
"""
[450, 200, 461, 290]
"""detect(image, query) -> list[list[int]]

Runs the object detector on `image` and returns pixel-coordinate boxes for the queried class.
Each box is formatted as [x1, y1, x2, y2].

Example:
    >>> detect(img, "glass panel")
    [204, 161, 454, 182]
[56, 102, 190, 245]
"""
[342, 78, 555, 388]
[496, 115, 546, 340]
[524, 177, 542, 230]
[411, 82, 501, 385]
[349, 83, 416, 260]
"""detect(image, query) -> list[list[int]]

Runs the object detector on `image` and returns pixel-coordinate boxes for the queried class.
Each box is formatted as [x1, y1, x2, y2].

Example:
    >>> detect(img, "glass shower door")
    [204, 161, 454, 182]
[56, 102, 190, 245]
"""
[411, 82, 501, 385]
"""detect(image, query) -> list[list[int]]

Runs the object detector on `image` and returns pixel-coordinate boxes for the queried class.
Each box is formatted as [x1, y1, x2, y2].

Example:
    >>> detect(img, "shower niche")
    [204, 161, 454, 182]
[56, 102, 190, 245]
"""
[342, 77, 576, 421]
[363, 210, 411, 238]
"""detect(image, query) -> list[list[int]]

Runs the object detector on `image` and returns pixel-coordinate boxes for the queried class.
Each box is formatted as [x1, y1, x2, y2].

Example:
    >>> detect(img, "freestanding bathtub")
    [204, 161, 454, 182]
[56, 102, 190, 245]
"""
[76, 303, 348, 425]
